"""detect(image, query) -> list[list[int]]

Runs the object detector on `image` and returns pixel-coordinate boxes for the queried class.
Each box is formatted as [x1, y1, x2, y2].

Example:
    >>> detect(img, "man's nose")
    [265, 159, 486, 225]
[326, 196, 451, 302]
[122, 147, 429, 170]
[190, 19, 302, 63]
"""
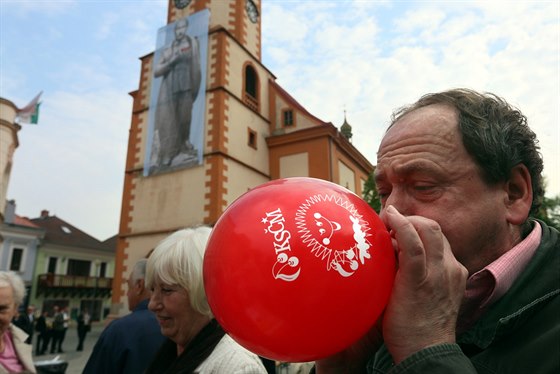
[380, 189, 410, 221]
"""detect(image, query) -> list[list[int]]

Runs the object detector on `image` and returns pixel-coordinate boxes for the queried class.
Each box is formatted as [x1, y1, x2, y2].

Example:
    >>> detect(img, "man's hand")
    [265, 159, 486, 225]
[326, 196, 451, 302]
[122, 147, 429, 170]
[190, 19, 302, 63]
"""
[382, 205, 468, 364]
[314, 205, 467, 372]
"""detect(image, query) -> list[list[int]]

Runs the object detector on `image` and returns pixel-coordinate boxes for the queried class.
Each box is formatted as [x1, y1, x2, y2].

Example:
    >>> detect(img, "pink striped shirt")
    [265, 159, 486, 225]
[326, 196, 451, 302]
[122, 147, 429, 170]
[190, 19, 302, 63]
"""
[457, 222, 542, 333]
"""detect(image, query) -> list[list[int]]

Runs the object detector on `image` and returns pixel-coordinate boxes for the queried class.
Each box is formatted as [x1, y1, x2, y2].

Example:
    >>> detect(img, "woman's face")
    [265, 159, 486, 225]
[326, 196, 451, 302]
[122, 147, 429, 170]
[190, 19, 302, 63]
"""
[0, 286, 18, 336]
[148, 279, 208, 349]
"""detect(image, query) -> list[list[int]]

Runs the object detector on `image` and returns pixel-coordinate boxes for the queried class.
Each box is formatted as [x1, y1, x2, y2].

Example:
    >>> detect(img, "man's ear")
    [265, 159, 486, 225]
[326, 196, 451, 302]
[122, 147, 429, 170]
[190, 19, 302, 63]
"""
[504, 164, 533, 225]
[136, 278, 145, 293]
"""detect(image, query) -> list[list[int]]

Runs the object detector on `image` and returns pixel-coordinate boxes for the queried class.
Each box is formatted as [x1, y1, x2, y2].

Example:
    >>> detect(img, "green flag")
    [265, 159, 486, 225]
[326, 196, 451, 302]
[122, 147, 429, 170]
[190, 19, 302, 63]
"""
[16, 91, 42, 125]
[30, 102, 40, 124]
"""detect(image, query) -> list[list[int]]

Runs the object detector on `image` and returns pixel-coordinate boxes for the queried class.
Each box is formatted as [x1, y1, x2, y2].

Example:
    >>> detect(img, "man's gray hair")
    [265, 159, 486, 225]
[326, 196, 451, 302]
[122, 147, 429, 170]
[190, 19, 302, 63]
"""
[130, 259, 148, 282]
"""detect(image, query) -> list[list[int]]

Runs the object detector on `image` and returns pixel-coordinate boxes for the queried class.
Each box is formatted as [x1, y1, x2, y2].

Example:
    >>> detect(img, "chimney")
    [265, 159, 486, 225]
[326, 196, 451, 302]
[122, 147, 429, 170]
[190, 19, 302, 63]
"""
[4, 200, 16, 224]
[41, 210, 49, 218]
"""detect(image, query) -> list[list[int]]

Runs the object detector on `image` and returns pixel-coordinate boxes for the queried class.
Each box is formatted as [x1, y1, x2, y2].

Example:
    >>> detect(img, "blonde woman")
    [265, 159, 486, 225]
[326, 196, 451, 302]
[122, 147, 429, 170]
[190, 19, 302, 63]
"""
[145, 227, 267, 373]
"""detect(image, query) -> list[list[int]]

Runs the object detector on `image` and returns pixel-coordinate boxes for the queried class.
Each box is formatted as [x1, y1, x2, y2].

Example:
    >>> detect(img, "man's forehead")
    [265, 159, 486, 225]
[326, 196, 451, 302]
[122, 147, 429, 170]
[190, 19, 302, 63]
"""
[378, 105, 461, 163]
[391, 105, 457, 133]
[399, 102, 457, 121]
[374, 159, 439, 180]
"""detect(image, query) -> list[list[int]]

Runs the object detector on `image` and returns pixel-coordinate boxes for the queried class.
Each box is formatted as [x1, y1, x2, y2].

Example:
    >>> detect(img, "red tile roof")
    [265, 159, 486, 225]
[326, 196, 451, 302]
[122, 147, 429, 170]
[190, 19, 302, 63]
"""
[14, 215, 41, 228]
[30, 214, 115, 253]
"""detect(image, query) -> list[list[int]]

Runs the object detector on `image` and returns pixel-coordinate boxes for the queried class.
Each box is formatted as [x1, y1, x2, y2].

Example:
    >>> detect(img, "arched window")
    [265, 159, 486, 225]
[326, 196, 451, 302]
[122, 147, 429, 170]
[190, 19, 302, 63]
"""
[244, 63, 259, 111]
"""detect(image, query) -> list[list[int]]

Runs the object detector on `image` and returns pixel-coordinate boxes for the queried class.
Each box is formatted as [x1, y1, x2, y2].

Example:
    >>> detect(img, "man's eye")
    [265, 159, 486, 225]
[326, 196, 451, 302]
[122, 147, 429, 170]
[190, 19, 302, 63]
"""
[411, 184, 442, 200]
[414, 185, 434, 191]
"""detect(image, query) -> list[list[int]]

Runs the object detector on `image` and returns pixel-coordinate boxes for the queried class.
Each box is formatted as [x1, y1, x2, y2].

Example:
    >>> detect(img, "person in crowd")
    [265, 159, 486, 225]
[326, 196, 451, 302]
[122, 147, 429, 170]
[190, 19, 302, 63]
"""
[58, 307, 69, 352]
[84, 259, 166, 374]
[314, 88, 559, 373]
[34, 310, 49, 356]
[76, 309, 91, 351]
[49, 305, 69, 354]
[0, 271, 36, 373]
[144, 227, 267, 373]
[49, 306, 62, 354]
[13, 305, 34, 345]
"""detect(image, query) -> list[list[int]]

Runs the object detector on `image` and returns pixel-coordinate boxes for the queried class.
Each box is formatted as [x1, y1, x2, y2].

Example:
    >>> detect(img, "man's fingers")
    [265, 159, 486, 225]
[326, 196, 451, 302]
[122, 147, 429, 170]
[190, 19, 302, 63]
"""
[384, 205, 426, 280]
[411, 217, 446, 263]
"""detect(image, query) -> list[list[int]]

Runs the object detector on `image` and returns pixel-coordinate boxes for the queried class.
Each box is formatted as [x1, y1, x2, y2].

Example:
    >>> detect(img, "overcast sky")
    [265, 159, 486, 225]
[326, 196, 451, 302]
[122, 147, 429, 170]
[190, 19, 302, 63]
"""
[1, 0, 558, 241]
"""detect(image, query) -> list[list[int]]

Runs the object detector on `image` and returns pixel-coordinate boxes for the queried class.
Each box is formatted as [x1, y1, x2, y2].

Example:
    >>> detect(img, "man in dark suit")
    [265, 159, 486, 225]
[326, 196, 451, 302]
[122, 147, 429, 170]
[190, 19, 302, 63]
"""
[76, 309, 91, 351]
[84, 259, 166, 374]
[13, 305, 34, 344]
[35, 310, 50, 355]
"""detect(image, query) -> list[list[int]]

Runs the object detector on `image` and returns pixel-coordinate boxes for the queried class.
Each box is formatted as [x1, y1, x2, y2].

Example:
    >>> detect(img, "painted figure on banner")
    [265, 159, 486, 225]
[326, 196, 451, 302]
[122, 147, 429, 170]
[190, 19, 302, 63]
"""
[148, 14, 205, 175]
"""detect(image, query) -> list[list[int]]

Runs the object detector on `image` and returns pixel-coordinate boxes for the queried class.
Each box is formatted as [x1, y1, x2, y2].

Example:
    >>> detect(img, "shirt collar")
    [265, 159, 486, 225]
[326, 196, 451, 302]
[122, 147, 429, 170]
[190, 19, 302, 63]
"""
[457, 222, 542, 332]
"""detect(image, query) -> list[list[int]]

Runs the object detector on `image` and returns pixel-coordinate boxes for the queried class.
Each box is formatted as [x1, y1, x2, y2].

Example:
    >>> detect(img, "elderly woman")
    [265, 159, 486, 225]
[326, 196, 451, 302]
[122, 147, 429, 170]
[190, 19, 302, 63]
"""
[145, 226, 267, 373]
[0, 271, 36, 374]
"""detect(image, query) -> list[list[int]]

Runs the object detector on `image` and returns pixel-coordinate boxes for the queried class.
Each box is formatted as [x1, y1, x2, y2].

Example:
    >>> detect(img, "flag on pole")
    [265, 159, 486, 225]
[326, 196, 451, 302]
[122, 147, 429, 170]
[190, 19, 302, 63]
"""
[16, 91, 43, 124]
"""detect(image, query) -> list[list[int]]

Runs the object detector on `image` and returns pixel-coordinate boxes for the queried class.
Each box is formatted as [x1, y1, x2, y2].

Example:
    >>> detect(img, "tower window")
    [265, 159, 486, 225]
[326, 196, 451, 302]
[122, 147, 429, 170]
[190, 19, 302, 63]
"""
[248, 128, 257, 149]
[245, 65, 257, 97]
[244, 64, 259, 111]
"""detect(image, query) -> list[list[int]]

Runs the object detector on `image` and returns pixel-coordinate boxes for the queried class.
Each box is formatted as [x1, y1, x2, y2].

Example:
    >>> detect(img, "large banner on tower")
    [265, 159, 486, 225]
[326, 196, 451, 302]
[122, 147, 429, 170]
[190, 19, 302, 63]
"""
[144, 9, 210, 176]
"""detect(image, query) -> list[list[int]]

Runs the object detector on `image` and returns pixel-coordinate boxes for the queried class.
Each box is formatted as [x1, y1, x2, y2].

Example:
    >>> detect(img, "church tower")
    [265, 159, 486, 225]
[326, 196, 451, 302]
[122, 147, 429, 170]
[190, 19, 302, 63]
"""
[0, 98, 20, 220]
[112, 0, 373, 314]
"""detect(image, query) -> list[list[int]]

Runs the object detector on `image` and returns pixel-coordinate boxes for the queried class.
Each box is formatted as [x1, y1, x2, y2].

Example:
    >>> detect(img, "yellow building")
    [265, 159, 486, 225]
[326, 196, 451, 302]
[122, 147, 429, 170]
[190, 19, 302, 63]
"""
[112, 0, 374, 314]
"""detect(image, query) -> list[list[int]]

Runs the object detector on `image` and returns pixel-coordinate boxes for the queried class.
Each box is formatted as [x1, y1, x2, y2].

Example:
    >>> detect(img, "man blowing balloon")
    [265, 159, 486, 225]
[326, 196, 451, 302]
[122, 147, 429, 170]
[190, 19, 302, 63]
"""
[314, 88, 559, 373]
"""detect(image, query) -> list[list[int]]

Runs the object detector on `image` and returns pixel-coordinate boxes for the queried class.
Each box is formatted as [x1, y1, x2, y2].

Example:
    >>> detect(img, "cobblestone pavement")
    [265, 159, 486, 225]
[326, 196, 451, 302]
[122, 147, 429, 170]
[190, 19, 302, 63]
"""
[30, 323, 314, 374]
[31, 323, 104, 374]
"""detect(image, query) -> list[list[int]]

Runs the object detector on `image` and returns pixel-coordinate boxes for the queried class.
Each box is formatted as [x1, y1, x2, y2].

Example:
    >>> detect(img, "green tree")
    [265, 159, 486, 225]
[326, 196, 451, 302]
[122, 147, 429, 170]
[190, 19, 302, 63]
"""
[362, 172, 381, 213]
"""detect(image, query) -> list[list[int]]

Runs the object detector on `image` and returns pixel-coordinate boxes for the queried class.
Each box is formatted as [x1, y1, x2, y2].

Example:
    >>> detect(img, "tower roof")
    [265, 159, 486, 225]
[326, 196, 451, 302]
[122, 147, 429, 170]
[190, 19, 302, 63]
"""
[340, 110, 353, 140]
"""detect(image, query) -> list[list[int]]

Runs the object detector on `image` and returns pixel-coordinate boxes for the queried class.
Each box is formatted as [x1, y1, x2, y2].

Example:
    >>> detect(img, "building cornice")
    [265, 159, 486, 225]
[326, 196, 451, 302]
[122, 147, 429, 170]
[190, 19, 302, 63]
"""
[266, 123, 374, 174]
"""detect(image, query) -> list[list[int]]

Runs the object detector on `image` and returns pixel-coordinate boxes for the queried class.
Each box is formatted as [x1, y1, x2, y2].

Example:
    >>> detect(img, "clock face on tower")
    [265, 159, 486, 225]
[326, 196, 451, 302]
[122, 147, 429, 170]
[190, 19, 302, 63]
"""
[174, 0, 191, 9]
[245, 0, 259, 23]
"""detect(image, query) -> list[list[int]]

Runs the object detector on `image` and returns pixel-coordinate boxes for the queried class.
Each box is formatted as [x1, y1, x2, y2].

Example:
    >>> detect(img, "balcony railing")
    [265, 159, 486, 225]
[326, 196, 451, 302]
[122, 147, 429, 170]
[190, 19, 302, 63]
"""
[243, 92, 259, 111]
[37, 274, 113, 298]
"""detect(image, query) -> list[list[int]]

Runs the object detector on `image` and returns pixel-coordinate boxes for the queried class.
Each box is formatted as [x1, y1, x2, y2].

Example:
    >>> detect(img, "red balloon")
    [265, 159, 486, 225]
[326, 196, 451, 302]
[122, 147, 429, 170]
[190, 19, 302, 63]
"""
[203, 177, 395, 362]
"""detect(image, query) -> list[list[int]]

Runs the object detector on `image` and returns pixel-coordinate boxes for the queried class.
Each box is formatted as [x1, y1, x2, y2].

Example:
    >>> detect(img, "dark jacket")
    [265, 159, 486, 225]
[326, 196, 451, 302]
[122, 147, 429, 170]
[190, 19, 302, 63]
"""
[370, 221, 559, 373]
[83, 299, 166, 374]
[14, 313, 33, 336]
[35, 315, 47, 334]
[77, 312, 91, 333]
